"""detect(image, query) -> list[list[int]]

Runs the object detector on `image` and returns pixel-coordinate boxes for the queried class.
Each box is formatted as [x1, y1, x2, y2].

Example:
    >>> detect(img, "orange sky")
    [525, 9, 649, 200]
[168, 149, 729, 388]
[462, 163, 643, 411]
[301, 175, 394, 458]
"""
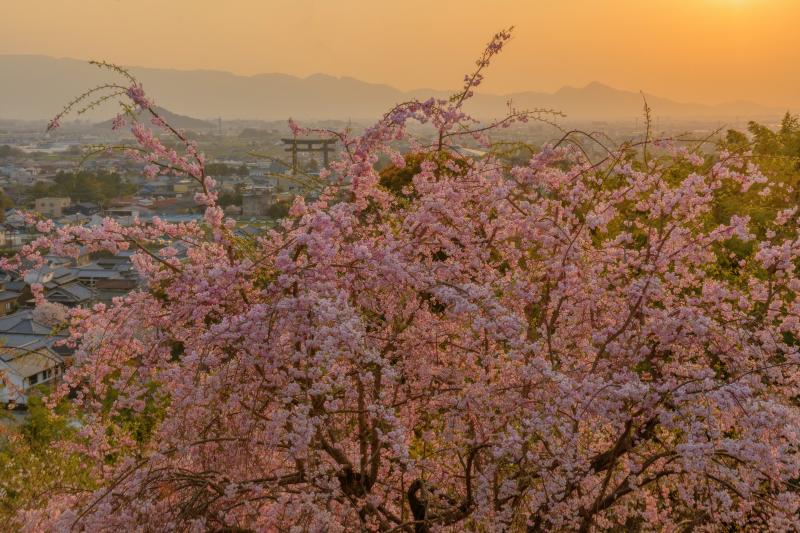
[1, 0, 797, 107]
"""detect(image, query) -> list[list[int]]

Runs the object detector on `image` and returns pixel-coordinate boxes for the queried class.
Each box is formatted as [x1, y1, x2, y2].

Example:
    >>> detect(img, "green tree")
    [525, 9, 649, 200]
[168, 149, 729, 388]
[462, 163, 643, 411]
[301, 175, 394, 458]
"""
[205, 163, 250, 177]
[714, 113, 800, 252]
[0, 190, 14, 222]
[0, 394, 94, 526]
[29, 170, 136, 206]
[0, 145, 24, 159]
[746, 112, 800, 160]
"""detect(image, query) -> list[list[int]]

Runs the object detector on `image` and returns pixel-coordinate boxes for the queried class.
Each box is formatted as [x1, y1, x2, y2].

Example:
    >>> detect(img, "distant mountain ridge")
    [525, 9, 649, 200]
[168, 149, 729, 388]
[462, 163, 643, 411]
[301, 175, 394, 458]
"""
[0, 54, 786, 122]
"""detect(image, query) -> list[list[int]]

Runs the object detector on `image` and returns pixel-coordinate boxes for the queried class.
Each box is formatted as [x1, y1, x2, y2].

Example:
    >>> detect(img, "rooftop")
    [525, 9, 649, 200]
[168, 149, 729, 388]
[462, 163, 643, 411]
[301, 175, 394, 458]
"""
[0, 310, 66, 359]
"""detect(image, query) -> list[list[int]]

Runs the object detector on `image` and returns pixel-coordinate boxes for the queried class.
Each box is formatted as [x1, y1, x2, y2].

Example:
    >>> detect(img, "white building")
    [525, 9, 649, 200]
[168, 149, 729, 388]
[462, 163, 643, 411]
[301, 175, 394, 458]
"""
[35, 197, 71, 218]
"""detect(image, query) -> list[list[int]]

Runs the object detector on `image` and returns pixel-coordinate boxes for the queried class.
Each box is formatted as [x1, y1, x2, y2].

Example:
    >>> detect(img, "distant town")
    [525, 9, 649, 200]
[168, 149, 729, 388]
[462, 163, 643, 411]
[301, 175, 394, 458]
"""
[0, 120, 332, 406]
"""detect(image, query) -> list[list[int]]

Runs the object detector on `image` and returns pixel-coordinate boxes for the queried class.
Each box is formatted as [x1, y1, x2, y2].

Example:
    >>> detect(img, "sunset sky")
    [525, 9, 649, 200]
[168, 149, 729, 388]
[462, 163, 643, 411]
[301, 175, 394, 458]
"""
[1, 0, 797, 107]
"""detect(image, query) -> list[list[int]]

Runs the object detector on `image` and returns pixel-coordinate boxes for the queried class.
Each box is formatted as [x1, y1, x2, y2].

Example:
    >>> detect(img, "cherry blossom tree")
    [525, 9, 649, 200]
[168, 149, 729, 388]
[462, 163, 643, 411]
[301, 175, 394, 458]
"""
[11, 29, 800, 532]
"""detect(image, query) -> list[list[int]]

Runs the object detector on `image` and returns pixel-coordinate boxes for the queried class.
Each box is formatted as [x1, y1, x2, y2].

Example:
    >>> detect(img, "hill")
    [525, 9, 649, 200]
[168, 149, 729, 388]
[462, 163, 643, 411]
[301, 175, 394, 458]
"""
[95, 106, 213, 131]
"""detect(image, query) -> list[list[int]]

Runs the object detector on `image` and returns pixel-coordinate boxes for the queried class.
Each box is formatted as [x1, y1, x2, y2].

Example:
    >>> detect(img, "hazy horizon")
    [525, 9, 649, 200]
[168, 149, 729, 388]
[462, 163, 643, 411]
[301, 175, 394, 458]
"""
[0, 52, 787, 111]
[2, 0, 799, 108]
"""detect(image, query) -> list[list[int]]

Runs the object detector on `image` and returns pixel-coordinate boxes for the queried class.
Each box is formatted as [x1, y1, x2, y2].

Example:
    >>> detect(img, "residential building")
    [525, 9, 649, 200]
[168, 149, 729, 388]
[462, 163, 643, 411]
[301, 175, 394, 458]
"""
[17, 262, 96, 307]
[242, 187, 275, 217]
[0, 285, 20, 315]
[0, 310, 67, 406]
[34, 197, 71, 218]
[63, 202, 100, 216]
[173, 180, 193, 195]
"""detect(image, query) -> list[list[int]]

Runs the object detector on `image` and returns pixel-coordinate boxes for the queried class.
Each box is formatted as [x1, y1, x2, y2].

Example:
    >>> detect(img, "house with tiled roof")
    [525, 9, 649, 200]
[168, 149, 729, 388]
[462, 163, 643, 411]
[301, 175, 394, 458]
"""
[0, 310, 68, 406]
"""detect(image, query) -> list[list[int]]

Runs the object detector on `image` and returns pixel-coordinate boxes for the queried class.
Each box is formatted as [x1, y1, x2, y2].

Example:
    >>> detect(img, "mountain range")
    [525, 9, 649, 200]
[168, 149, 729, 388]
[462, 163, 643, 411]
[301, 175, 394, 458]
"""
[0, 55, 787, 123]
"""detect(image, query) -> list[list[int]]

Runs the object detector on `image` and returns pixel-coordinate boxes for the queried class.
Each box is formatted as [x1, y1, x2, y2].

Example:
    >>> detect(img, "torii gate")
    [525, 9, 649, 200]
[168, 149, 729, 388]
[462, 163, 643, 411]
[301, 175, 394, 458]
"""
[281, 138, 337, 175]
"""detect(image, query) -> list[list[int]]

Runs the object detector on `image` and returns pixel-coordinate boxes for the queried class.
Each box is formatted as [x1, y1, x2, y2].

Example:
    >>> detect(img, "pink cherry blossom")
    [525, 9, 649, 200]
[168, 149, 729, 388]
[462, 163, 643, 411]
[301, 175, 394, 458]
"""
[13, 32, 800, 533]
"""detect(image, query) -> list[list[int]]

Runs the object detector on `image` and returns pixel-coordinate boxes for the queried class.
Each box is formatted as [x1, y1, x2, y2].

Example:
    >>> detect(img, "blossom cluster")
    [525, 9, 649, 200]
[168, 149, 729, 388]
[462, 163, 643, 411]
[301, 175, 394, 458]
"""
[14, 32, 800, 532]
